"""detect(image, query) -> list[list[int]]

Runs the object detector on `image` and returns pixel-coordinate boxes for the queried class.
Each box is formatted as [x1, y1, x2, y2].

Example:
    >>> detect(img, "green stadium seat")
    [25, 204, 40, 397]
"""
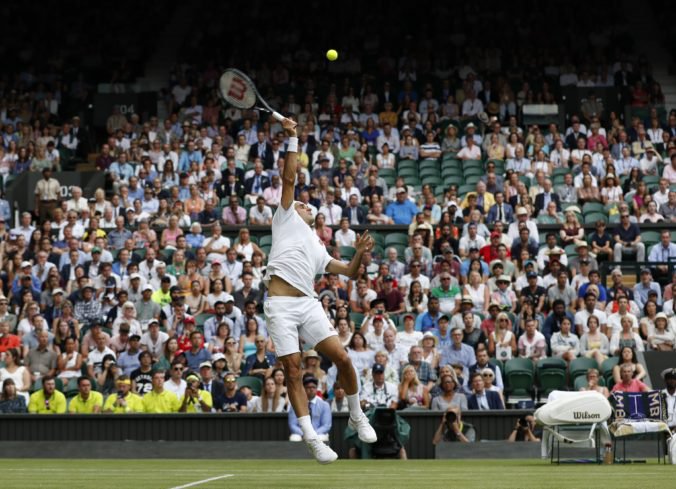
[536, 357, 567, 398]
[349, 312, 365, 328]
[641, 231, 661, 248]
[582, 202, 604, 215]
[384, 233, 409, 246]
[340, 246, 356, 260]
[601, 357, 619, 387]
[573, 374, 606, 391]
[569, 357, 599, 386]
[397, 168, 418, 177]
[457, 184, 475, 197]
[422, 176, 443, 188]
[195, 313, 214, 327]
[259, 235, 273, 247]
[584, 212, 607, 225]
[379, 168, 396, 178]
[463, 167, 484, 178]
[465, 175, 481, 185]
[504, 358, 535, 399]
[237, 376, 263, 396]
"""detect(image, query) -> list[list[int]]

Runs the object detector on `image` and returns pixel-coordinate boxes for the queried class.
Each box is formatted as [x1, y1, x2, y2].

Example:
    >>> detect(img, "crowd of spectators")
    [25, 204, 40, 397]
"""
[0, 6, 675, 449]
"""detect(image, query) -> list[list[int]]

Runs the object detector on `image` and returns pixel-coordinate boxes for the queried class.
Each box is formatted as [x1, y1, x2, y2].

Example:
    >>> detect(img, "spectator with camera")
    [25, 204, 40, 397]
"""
[179, 372, 213, 413]
[507, 414, 541, 442]
[432, 407, 475, 444]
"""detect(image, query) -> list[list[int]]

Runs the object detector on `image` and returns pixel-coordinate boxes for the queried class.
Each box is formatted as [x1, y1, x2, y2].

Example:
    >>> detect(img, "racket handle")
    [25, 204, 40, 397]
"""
[272, 111, 284, 122]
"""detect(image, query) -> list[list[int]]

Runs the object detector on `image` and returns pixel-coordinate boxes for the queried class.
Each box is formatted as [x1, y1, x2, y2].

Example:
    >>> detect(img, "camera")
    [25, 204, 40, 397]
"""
[445, 411, 457, 425]
[518, 417, 528, 428]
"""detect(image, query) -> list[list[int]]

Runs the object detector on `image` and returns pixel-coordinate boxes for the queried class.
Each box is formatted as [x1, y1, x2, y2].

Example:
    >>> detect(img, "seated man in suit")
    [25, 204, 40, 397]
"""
[243, 161, 270, 197]
[485, 191, 514, 225]
[341, 194, 366, 225]
[248, 131, 273, 168]
[534, 179, 560, 217]
[288, 375, 332, 442]
[467, 372, 504, 410]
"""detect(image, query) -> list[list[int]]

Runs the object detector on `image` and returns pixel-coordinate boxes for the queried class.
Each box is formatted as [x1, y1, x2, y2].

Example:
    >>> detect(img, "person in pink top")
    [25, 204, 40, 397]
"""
[611, 364, 650, 393]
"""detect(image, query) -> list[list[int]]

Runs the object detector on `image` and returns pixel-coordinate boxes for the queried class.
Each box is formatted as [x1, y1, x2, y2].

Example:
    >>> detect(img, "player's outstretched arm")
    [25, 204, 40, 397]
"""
[326, 231, 374, 279]
[280, 117, 298, 210]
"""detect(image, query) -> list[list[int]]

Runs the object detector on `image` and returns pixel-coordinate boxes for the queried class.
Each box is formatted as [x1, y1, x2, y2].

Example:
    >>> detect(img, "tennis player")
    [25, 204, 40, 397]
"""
[264, 117, 377, 464]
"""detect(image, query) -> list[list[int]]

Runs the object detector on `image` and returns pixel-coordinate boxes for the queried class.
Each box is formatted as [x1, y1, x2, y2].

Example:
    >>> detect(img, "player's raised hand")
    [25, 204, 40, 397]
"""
[281, 117, 297, 136]
[355, 231, 374, 253]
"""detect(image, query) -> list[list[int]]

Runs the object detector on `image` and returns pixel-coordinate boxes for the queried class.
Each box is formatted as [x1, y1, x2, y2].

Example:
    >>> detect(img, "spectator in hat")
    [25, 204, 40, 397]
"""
[386, 187, 419, 225]
[288, 375, 332, 441]
[68, 376, 103, 414]
[661, 368, 676, 429]
[179, 372, 213, 413]
[116, 333, 142, 376]
[633, 268, 662, 311]
[73, 283, 101, 326]
[361, 363, 399, 410]
[376, 275, 405, 314]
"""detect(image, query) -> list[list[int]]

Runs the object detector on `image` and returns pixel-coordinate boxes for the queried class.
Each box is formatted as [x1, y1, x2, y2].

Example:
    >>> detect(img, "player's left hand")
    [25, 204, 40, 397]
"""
[355, 231, 374, 253]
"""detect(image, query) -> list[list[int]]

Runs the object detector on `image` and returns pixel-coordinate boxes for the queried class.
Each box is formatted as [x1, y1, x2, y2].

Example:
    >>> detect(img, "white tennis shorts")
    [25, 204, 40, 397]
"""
[264, 296, 337, 357]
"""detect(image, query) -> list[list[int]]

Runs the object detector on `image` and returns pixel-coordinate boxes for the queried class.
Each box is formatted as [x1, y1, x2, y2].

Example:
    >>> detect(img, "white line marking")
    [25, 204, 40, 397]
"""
[168, 474, 234, 489]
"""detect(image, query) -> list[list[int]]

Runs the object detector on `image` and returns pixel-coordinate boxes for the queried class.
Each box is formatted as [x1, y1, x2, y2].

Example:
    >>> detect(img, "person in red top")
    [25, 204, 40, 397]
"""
[611, 364, 650, 393]
[0, 321, 21, 354]
[479, 231, 509, 264]
[176, 316, 203, 353]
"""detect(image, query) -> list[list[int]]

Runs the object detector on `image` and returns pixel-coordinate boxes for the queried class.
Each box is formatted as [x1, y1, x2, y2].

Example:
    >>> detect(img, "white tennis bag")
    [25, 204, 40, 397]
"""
[669, 435, 676, 464]
[535, 391, 612, 456]
[536, 391, 612, 427]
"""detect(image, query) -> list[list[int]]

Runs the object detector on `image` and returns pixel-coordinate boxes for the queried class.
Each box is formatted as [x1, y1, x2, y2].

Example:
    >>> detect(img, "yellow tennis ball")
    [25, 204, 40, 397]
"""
[326, 49, 338, 61]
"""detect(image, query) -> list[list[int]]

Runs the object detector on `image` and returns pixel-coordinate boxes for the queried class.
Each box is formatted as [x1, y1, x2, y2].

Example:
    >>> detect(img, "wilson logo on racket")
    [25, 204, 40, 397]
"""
[227, 77, 248, 101]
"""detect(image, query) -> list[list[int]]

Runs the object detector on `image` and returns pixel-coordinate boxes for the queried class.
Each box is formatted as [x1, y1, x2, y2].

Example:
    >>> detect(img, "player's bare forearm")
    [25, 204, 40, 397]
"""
[326, 232, 374, 279]
[280, 117, 298, 209]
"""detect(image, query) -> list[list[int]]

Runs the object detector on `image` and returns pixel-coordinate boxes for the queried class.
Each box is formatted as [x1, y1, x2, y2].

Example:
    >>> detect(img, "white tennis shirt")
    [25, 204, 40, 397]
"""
[264, 205, 332, 298]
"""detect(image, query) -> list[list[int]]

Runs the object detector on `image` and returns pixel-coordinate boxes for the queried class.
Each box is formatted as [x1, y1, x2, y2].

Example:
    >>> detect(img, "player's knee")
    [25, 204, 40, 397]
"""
[281, 359, 303, 381]
[333, 351, 351, 370]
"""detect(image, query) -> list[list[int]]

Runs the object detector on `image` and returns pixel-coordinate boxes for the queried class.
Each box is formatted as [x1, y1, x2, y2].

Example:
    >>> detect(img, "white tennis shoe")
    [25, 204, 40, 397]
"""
[305, 438, 338, 464]
[349, 413, 378, 443]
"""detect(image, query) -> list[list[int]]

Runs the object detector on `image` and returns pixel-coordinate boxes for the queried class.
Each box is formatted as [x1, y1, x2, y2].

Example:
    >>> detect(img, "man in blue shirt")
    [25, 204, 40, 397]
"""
[183, 331, 211, 371]
[439, 328, 476, 379]
[386, 188, 419, 225]
[648, 230, 676, 278]
[288, 376, 332, 442]
[415, 296, 442, 332]
[633, 268, 662, 310]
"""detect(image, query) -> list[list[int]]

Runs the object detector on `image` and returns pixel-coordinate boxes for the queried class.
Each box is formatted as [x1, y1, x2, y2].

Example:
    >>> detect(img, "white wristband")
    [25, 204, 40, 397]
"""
[287, 137, 298, 153]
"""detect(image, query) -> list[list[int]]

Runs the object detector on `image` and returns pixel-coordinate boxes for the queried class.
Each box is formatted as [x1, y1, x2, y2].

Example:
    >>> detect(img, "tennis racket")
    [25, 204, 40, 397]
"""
[218, 68, 284, 121]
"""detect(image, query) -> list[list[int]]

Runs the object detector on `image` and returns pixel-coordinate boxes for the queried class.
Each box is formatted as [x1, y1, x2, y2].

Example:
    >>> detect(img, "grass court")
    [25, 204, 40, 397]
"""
[0, 458, 671, 488]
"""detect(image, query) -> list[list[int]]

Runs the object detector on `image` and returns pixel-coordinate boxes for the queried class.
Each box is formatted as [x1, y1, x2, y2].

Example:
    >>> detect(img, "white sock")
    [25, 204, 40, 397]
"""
[298, 415, 317, 440]
[347, 393, 362, 418]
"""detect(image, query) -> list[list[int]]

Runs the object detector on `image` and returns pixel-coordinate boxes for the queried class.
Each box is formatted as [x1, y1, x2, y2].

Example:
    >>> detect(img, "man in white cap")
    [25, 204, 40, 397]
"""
[507, 206, 539, 243]
[135, 284, 161, 323]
